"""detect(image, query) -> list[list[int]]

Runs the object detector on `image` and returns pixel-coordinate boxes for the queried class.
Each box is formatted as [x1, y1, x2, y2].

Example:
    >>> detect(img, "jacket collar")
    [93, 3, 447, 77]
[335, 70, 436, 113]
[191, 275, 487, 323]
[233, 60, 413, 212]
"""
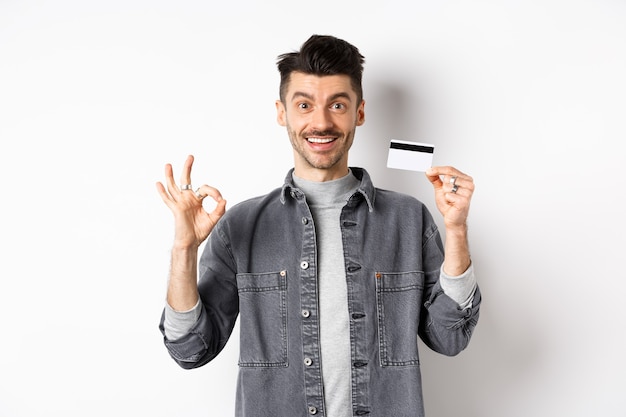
[280, 167, 376, 212]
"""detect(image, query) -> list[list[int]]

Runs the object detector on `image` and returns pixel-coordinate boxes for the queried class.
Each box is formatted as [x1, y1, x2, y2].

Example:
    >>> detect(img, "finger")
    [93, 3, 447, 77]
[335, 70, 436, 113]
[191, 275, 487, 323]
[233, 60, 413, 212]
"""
[450, 175, 475, 194]
[425, 168, 443, 186]
[179, 155, 195, 189]
[211, 198, 227, 220]
[155, 181, 169, 200]
[447, 183, 466, 197]
[428, 166, 468, 177]
[445, 183, 474, 209]
[156, 182, 176, 209]
[163, 163, 181, 199]
[194, 184, 224, 202]
[195, 184, 227, 221]
[427, 166, 473, 189]
[447, 180, 476, 198]
[427, 166, 473, 188]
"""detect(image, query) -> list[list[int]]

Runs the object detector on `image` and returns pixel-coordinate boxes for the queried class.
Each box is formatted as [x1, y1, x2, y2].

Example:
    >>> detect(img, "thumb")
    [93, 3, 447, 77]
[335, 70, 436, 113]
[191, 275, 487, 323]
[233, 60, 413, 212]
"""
[425, 168, 442, 186]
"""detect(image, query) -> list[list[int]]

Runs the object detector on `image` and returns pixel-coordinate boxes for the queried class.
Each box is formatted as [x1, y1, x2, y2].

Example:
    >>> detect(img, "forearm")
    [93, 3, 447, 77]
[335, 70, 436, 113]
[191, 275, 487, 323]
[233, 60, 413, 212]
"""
[167, 245, 200, 311]
[442, 224, 471, 276]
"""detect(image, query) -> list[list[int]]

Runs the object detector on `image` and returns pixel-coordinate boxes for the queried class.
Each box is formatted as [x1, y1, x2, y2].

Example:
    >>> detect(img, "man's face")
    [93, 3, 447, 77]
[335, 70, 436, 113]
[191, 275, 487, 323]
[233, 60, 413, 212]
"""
[276, 72, 365, 181]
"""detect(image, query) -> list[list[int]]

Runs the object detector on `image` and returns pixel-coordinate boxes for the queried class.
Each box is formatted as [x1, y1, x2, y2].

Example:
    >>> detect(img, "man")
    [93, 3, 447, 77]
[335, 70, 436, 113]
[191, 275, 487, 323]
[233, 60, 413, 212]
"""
[157, 34, 481, 417]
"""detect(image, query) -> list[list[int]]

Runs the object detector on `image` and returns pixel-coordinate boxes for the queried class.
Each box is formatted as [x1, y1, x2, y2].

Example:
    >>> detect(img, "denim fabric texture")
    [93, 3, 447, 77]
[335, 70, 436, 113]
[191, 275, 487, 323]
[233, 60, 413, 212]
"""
[159, 167, 481, 417]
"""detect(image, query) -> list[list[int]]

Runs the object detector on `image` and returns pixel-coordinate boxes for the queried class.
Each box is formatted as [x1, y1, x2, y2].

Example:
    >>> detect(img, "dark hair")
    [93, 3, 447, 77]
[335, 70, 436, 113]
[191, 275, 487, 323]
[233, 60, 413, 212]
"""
[276, 34, 365, 104]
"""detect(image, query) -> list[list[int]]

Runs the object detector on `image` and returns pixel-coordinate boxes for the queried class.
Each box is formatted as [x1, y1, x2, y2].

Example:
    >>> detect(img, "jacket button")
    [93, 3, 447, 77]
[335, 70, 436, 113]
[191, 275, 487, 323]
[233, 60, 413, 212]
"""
[304, 357, 313, 366]
[301, 309, 310, 318]
[302, 217, 309, 225]
[308, 406, 318, 414]
[300, 261, 309, 269]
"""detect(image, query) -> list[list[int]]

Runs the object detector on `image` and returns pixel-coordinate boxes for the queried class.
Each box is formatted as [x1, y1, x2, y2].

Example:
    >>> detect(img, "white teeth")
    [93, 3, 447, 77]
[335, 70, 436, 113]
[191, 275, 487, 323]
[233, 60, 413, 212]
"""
[307, 137, 334, 143]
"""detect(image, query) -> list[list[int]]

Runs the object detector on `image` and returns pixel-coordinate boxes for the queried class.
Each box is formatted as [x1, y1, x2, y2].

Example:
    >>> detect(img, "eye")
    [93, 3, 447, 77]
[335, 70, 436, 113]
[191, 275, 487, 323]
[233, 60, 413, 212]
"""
[331, 102, 346, 110]
[297, 102, 310, 110]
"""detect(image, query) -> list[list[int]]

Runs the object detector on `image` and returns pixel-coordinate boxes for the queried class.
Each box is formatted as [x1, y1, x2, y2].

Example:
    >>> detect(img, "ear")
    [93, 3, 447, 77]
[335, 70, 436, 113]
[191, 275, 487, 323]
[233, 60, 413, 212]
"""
[356, 99, 366, 126]
[276, 100, 287, 126]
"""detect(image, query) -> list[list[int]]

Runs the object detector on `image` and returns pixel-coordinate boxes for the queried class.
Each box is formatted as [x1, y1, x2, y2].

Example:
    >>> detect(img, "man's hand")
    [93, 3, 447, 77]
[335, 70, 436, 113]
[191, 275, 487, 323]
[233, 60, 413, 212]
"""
[425, 166, 474, 276]
[425, 166, 474, 231]
[156, 155, 227, 311]
[156, 155, 227, 250]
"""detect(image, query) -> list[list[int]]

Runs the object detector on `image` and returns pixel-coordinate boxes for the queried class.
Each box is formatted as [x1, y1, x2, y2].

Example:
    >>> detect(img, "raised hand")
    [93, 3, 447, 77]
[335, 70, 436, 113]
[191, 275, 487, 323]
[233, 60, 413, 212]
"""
[156, 155, 227, 250]
[425, 166, 474, 275]
[425, 166, 474, 231]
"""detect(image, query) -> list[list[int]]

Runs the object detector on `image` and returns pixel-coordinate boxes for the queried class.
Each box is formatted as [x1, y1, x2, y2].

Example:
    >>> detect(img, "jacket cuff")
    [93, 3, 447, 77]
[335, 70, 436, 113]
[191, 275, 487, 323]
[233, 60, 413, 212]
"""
[163, 298, 202, 341]
[439, 262, 477, 309]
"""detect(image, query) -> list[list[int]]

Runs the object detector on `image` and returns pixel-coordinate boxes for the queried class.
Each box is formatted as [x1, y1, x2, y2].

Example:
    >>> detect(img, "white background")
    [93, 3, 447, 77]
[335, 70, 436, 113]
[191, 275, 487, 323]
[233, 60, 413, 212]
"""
[1, 1, 625, 416]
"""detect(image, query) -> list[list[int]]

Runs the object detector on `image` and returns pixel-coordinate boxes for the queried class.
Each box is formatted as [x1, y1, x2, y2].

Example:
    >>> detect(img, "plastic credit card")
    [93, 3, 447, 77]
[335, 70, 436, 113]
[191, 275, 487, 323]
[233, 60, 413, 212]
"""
[386, 139, 435, 172]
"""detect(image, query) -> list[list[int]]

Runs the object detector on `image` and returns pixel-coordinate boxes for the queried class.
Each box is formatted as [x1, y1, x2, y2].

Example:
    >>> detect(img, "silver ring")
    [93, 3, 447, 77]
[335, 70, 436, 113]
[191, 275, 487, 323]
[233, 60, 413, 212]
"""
[180, 184, 193, 191]
[194, 188, 205, 199]
[449, 176, 457, 185]
[451, 184, 459, 194]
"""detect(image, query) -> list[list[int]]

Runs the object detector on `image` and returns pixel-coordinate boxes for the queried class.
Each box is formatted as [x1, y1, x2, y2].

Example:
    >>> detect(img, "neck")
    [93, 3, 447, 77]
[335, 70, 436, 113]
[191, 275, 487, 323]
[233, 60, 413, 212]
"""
[293, 163, 350, 182]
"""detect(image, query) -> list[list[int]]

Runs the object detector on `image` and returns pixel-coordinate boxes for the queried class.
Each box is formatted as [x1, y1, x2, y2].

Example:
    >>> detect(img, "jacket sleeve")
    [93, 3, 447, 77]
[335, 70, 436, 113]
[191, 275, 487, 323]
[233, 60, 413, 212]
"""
[417, 218, 481, 356]
[159, 222, 239, 369]
[419, 280, 481, 356]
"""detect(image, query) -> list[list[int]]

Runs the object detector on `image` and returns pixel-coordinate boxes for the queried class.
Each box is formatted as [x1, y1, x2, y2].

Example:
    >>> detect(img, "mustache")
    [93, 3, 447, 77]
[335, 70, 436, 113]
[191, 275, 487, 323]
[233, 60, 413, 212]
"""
[303, 130, 342, 137]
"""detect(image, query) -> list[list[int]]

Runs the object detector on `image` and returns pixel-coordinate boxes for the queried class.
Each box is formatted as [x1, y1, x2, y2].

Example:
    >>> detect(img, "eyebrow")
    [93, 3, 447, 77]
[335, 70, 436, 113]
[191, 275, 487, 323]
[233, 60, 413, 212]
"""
[290, 91, 353, 103]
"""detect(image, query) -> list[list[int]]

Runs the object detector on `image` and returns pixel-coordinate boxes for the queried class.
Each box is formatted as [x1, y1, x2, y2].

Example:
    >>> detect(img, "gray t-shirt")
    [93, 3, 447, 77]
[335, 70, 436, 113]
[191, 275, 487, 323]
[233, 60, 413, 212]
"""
[292, 171, 360, 417]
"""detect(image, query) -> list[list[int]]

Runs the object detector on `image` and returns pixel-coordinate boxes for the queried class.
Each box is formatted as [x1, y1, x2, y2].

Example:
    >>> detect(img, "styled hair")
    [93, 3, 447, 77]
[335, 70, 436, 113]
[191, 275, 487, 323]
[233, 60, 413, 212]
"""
[276, 34, 365, 104]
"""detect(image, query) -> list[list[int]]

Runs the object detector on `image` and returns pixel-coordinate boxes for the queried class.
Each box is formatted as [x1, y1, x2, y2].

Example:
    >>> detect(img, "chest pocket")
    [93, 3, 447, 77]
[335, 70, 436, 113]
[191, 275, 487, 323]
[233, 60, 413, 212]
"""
[375, 271, 424, 366]
[236, 270, 288, 367]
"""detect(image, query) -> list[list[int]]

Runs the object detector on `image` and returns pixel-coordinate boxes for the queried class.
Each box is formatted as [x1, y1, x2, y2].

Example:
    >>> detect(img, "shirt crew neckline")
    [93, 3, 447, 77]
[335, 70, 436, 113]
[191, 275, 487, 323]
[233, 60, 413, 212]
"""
[292, 169, 361, 207]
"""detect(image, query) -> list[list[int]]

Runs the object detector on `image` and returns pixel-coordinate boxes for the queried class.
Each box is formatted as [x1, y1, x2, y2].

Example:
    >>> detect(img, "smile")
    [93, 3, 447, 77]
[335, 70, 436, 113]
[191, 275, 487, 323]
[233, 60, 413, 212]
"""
[307, 137, 336, 144]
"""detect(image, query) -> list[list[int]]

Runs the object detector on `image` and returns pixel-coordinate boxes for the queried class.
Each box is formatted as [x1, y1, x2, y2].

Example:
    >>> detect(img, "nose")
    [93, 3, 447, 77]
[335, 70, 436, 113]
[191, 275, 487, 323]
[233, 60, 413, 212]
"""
[310, 107, 333, 130]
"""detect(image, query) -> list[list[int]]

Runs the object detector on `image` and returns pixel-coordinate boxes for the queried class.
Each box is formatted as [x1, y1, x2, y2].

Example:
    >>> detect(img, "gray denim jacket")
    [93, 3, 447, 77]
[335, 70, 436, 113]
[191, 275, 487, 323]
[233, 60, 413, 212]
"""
[159, 167, 481, 417]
